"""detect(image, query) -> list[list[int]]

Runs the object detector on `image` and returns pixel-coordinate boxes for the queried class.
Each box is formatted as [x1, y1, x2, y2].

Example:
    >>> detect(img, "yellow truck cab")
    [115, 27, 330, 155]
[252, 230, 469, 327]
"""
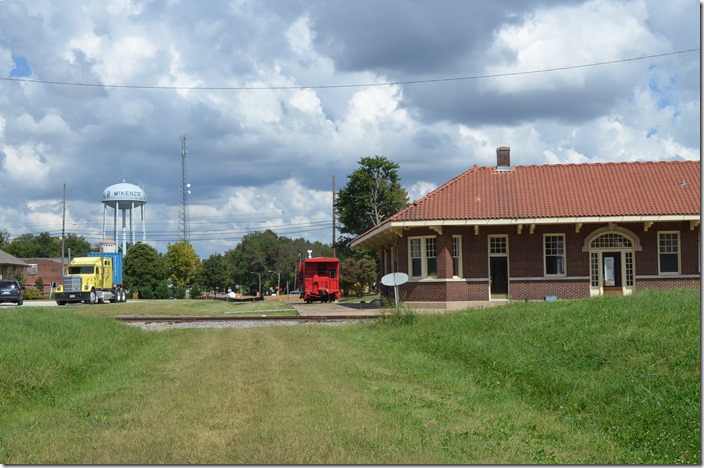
[54, 242, 126, 305]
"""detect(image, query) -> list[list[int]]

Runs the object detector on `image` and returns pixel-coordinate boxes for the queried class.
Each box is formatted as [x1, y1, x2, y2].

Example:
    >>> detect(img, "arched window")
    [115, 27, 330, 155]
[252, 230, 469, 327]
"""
[590, 233, 633, 250]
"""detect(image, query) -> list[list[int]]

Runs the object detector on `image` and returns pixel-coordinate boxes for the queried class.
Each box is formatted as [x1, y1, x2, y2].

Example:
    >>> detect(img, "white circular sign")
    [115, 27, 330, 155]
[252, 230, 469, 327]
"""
[381, 272, 409, 287]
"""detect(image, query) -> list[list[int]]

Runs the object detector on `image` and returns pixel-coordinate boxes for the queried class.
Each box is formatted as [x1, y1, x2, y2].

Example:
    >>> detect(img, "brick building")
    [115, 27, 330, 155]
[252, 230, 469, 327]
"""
[351, 148, 700, 310]
[21, 258, 64, 295]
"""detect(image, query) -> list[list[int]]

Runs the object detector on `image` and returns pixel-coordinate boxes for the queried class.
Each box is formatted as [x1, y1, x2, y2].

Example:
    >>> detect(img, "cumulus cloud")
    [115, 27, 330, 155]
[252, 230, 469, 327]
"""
[0, 0, 697, 257]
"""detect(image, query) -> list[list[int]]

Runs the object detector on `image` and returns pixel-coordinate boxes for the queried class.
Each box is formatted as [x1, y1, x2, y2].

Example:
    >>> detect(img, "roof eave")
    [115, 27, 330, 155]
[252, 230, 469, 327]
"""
[351, 214, 701, 249]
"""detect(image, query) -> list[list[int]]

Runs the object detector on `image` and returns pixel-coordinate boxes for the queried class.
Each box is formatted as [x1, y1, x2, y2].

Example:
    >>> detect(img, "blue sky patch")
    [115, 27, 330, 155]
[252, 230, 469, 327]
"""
[10, 54, 31, 77]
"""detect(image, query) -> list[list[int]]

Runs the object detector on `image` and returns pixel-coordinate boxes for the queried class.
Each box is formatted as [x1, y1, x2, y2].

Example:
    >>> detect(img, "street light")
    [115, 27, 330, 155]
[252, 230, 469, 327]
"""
[268, 270, 280, 296]
[250, 272, 261, 298]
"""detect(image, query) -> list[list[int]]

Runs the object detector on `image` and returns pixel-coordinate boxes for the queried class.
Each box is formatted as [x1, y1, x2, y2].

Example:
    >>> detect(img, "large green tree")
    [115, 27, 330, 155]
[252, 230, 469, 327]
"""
[225, 230, 281, 292]
[123, 243, 166, 292]
[3, 232, 91, 258]
[335, 155, 410, 237]
[165, 241, 200, 287]
[195, 253, 231, 292]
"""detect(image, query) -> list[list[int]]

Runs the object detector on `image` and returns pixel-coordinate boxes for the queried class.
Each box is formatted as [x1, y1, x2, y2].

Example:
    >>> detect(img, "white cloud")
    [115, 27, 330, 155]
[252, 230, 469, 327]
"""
[485, 0, 664, 93]
[0, 0, 697, 257]
[1, 144, 51, 186]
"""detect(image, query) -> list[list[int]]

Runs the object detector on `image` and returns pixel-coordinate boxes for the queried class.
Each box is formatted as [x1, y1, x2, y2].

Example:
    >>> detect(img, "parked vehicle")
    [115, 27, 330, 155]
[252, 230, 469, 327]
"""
[0, 279, 24, 305]
[297, 255, 341, 303]
[54, 244, 126, 305]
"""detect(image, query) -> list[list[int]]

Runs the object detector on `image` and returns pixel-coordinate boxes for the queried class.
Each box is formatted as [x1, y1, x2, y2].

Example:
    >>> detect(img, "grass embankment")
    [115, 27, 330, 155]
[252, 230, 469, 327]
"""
[61, 297, 298, 318]
[0, 289, 699, 464]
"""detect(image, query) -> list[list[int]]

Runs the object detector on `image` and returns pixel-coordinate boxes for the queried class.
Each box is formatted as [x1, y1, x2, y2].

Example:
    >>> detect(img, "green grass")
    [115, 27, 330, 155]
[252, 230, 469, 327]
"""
[0, 289, 699, 464]
[42, 298, 299, 318]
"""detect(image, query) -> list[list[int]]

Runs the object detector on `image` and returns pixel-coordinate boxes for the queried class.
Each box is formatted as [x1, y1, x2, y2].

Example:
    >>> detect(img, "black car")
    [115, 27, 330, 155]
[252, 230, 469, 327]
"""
[0, 280, 24, 305]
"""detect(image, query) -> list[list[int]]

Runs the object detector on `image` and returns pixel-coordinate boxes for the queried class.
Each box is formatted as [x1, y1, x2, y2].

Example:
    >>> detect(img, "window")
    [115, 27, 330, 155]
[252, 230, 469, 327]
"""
[658, 231, 680, 274]
[544, 234, 565, 276]
[489, 236, 508, 255]
[590, 252, 599, 287]
[452, 236, 462, 277]
[27, 264, 38, 276]
[409, 236, 437, 278]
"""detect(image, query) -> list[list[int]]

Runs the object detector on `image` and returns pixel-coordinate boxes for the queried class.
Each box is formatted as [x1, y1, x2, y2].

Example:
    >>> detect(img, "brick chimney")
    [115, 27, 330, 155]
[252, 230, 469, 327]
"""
[496, 146, 511, 170]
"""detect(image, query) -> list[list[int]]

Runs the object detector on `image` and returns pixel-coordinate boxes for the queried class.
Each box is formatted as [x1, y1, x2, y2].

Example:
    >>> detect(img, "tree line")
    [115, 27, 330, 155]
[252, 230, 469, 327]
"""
[0, 155, 410, 298]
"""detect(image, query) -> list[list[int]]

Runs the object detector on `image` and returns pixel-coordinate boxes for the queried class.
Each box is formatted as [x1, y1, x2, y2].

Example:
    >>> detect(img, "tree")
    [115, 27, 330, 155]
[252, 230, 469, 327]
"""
[2, 232, 91, 258]
[123, 243, 166, 292]
[225, 230, 282, 292]
[0, 229, 9, 248]
[196, 253, 231, 292]
[165, 241, 200, 287]
[336, 155, 410, 237]
[340, 256, 378, 297]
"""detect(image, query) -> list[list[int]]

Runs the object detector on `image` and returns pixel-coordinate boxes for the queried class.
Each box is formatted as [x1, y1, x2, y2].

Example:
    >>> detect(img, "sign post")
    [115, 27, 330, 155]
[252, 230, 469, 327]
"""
[380, 272, 409, 309]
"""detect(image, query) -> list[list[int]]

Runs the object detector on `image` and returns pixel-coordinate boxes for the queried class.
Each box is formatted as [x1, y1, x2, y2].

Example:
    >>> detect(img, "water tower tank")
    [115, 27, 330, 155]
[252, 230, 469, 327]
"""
[102, 181, 146, 253]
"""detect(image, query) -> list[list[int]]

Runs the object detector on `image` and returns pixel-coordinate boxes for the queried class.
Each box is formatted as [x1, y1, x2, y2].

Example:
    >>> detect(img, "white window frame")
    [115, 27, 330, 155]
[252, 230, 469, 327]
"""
[452, 235, 463, 278]
[408, 236, 437, 279]
[658, 231, 681, 275]
[543, 234, 566, 277]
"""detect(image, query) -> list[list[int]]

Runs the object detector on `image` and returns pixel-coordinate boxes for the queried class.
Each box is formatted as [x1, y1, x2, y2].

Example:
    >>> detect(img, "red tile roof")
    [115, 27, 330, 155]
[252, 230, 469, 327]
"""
[393, 159, 700, 222]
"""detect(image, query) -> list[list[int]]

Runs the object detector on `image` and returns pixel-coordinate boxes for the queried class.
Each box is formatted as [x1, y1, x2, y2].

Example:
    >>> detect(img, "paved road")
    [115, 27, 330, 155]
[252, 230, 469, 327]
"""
[0, 300, 57, 308]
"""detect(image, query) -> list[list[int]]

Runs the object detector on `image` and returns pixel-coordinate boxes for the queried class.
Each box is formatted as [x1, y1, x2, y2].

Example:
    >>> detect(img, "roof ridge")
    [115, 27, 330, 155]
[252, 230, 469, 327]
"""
[504, 159, 698, 170]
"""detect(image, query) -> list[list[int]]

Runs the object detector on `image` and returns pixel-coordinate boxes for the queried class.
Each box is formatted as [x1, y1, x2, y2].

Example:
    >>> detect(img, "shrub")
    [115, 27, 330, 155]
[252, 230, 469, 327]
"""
[155, 282, 170, 299]
[138, 288, 154, 299]
[24, 288, 45, 300]
[189, 284, 203, 299]
[174, 285, 186, 299]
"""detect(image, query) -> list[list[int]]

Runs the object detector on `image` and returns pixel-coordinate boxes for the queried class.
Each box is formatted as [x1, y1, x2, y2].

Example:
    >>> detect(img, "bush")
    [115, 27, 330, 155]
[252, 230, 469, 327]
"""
[155, 282, 170, 299]
[23, 288, 45, 300]
[138, 288, 154, 299]
[174, 285, 186, 299]
[189, 284, 203, 299]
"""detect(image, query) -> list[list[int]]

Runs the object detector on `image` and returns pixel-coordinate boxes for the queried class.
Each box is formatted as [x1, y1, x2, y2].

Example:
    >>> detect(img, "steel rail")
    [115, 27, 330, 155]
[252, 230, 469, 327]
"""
[116, 314, 381, 323]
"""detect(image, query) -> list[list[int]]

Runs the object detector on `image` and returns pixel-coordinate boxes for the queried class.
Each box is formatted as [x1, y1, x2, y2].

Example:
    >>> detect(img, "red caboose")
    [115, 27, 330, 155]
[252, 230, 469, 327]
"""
[298, 257, 341, 303]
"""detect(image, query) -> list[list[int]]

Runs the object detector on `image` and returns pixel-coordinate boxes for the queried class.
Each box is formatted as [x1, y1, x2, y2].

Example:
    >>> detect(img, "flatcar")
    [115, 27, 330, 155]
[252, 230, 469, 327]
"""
[298, 256, 341, 303]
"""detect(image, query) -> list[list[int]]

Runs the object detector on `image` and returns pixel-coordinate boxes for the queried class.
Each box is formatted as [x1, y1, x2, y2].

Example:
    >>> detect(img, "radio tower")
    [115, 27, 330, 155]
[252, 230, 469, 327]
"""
[178, 134, 191, 243]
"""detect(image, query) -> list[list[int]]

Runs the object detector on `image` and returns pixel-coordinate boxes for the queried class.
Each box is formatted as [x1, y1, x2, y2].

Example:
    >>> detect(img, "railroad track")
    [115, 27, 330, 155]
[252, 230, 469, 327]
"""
[116, 314, 381, 323]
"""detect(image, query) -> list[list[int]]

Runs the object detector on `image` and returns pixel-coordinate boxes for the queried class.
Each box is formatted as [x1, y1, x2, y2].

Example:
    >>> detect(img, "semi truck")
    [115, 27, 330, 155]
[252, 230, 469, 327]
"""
[54, 247, 127, 305]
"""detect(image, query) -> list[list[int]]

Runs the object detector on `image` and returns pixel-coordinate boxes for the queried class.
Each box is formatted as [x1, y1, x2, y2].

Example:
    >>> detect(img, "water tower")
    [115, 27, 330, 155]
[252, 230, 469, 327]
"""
[102, 181, 146, 253]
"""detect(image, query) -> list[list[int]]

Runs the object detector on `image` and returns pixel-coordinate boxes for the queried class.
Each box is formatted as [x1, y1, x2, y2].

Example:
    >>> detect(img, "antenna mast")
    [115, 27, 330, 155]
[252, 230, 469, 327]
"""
[178, 134, 190, 243]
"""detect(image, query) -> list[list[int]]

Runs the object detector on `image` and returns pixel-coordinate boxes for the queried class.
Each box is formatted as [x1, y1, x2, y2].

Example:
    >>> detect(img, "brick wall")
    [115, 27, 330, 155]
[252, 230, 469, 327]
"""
[21, 258, 63, 294]
[377, 221, 700, 306]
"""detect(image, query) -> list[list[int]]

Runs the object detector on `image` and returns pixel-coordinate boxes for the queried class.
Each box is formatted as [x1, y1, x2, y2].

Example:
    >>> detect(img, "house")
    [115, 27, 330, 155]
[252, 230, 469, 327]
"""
[351, 147, 701, 310]
[0, 249, 29, 281]
[21, 258, 64, 295]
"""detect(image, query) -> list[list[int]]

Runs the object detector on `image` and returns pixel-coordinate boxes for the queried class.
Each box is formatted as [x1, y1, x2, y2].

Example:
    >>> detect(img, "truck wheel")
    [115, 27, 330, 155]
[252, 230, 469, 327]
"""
[87, 289, 97, 305]
[121, 289, 128, 302]
[57, 301, 66, 306]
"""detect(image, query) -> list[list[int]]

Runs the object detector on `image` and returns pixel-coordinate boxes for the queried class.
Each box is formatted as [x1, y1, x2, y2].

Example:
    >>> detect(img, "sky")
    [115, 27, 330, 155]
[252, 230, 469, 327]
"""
[0, 0, 700, 259]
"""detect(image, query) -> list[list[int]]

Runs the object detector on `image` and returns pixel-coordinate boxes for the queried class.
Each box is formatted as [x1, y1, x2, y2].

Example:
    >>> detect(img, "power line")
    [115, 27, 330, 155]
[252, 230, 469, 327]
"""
[0, 49, 697, 91]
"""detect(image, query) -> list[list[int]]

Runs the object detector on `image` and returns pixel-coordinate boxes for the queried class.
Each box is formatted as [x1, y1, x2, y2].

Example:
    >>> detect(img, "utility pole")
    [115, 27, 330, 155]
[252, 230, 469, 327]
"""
[332, 175, 336, 257]
[61, 183, 66, 275]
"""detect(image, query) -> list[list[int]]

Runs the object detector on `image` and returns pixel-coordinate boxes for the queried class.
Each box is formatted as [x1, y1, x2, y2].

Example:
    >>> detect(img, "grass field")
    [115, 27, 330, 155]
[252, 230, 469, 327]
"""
[0, 289, 699, 464]
[47, 297, 299, 318]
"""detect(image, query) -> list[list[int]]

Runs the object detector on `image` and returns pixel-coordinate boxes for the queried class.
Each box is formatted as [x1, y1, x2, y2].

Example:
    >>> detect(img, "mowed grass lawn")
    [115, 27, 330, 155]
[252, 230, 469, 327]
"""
[0, 289, 699, 464]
